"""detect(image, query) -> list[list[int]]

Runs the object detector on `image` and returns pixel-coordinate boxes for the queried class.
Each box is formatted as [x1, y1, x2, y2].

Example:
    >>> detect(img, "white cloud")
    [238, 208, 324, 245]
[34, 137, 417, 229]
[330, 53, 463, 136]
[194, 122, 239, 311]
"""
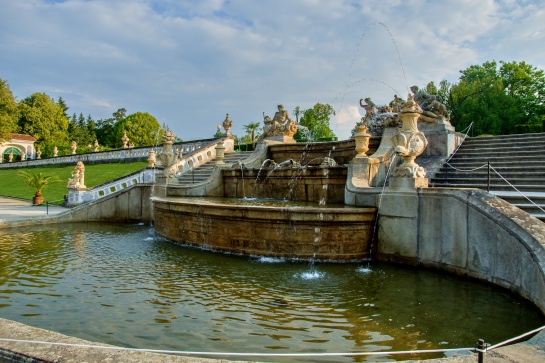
[0, 0, 543, 141]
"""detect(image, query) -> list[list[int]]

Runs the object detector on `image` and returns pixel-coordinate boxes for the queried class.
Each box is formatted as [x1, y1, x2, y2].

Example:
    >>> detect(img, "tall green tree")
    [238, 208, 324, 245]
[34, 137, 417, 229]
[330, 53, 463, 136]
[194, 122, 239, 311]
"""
[18, 92, 69, 154]
[294, 103, 336, 142]
[0, 78, 19, 141]
[95, 108, 127, 148]
[437, 61, 545, 135]
[68, 112, 96, 150]
[112, 111, 163, 147]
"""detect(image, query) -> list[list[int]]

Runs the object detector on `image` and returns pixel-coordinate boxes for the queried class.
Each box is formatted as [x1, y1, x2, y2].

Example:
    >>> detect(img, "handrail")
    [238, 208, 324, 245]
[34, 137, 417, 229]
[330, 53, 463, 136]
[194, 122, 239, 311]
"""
[444, 160, 545, 214]
[1, 325, 543, 360]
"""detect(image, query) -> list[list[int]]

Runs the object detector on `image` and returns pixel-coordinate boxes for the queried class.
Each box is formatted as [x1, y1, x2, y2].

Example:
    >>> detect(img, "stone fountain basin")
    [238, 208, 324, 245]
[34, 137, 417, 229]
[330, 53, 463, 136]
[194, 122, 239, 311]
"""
[152, 197, 377, 260]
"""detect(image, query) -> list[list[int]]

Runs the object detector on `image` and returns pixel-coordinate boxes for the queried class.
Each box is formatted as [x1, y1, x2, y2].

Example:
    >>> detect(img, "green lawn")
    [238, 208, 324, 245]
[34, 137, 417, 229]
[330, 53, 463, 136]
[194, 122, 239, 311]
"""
[0, 162, 149, 203]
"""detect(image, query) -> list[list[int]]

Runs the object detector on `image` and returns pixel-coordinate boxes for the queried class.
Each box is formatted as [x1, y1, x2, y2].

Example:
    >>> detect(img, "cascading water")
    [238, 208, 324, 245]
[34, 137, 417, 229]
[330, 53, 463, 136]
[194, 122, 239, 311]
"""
[368, 154, 398, 259]
[233, 160, 247, 198]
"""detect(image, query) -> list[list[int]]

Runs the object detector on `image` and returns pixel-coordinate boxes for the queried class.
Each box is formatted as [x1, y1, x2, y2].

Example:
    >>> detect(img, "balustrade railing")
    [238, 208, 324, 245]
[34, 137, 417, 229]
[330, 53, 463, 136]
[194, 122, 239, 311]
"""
[0, 138, 220, 169]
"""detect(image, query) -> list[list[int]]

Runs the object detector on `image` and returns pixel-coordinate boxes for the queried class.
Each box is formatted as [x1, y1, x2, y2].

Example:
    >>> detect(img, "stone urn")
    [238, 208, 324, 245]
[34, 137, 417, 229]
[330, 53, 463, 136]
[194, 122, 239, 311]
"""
[121, 132, 129, 149]
[222, 114, 232, 137]
[391, 95, 428, 180]
[354, 124, 371, 157]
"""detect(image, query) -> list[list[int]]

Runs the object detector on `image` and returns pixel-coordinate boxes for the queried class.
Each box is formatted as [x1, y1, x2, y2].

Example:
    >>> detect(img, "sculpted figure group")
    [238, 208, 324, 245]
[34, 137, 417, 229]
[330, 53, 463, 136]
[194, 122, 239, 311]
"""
[261, 104, 298, 139]
[358, 86, 450, 136]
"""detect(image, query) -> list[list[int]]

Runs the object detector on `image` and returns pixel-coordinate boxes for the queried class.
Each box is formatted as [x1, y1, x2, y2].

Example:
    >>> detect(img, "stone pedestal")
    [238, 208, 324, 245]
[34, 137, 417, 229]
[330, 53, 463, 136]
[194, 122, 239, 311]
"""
[389, 176, 429, 189]
[264, 135, 297, 144]
[215, 141, 226, 165]
[348, 157, 380, 188]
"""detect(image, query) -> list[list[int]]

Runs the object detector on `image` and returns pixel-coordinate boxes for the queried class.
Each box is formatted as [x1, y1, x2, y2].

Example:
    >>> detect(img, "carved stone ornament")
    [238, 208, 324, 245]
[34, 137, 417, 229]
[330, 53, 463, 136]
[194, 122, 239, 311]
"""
[391, 94, 428, 179]
[222, 114, 232, 136]
[157, 129, 178, 178]
[354, 125, 371, 157]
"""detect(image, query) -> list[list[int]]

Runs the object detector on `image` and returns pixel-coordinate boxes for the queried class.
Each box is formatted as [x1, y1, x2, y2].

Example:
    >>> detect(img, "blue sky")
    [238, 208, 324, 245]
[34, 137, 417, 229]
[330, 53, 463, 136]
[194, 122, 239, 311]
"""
[1, 0, 544, 141]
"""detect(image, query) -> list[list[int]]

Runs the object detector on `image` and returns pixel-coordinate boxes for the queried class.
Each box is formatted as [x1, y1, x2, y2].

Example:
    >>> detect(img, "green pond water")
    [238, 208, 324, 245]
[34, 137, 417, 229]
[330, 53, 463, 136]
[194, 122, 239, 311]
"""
[0, 222, 543, 362]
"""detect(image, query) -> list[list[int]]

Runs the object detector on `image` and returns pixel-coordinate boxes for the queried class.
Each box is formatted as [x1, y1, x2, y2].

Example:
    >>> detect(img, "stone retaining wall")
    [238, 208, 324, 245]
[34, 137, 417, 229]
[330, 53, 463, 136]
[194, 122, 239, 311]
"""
[350, 187, 545, 314]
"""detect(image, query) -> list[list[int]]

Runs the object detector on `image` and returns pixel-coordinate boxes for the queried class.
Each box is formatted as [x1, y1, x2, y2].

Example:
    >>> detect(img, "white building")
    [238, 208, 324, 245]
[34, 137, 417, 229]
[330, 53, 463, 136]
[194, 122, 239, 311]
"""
[0, 133, 37, 163]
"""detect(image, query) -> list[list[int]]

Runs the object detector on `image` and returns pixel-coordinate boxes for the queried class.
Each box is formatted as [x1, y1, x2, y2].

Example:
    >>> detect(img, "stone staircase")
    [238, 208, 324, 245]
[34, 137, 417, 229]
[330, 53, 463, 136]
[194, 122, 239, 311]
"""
[177, 151, 253, 185]
[429, 133, 545, 221]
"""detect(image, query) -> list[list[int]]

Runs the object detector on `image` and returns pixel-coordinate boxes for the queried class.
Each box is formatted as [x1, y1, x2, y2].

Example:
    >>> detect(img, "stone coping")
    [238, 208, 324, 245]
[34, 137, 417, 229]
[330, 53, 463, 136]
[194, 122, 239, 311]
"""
[0, 317, 544, 363]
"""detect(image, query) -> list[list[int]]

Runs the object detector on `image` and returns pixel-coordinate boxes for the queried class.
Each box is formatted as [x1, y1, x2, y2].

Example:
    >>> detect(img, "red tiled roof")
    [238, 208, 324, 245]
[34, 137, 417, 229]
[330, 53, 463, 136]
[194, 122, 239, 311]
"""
[10, 133, 37, 142]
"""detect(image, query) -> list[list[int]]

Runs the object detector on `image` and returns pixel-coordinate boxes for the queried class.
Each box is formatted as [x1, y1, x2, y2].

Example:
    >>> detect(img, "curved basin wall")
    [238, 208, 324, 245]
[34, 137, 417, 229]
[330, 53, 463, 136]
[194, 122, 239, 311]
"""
[371, 188, 545, 314]
[152, 197, 377, 260]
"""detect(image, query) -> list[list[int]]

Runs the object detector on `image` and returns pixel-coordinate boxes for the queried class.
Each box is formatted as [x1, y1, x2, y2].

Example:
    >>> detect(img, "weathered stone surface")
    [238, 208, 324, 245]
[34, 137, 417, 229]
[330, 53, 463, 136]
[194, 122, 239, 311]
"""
[152, 197, 376, 260]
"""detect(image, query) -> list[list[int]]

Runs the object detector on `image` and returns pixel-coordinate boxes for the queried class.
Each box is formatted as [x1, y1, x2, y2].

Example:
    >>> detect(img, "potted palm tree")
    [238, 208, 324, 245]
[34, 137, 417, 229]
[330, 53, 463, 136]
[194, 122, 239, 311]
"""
[17, 171, 59, 205]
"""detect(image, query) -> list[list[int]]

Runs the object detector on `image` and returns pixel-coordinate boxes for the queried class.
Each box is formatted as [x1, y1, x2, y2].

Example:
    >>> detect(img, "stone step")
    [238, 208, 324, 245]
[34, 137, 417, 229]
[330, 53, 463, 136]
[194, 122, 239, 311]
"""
[176, 151, 253, 185]
[448, 153, 543, 164]
[431, 182, 545, 193]
[432, 171, 545, 180]
[430, 133, 545, 221]
[456, 142, 545, 152]
[439, 160, 545, 173]
[461, 133, 545, 144]
[452, 149, 544, 159]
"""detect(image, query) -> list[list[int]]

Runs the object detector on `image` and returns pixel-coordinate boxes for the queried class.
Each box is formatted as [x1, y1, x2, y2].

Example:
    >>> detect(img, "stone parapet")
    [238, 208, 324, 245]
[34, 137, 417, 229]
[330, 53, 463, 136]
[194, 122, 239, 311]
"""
[0, 139, 220, 169]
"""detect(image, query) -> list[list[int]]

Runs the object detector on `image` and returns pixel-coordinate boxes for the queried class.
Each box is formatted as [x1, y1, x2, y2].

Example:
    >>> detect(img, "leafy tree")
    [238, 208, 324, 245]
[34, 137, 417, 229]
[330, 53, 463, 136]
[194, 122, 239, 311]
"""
[112, 111, 164, 147]
[242, 122, 261, 145]
[18, 92, 69, 154]
[0, 78, 19, 141]
[294, 103, 336, 142]
[435, 60, 545, 135]
[95, 108, 127, 148]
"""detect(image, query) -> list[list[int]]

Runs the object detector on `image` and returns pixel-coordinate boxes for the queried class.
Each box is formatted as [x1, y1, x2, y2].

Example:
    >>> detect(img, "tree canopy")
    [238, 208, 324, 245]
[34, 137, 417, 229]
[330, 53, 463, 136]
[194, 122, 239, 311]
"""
[430, 61, 545, 135]
[294, 103, 336, 142]
[0, 78, 19, 141]
[17, 92, 69, 153]
[112, 111, 164, 147]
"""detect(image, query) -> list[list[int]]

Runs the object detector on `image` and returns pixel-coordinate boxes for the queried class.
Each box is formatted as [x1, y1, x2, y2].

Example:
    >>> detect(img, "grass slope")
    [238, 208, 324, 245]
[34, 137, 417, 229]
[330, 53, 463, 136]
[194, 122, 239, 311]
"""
[0, 162, 149, 203]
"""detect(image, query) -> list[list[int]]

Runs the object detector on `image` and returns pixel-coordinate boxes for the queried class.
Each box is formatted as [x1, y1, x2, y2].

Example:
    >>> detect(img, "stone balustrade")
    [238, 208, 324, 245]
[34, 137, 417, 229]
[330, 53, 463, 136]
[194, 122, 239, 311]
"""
[65, 138, 231, 206]
[0, 139, 219, 169]
[65, 168, 158, 207]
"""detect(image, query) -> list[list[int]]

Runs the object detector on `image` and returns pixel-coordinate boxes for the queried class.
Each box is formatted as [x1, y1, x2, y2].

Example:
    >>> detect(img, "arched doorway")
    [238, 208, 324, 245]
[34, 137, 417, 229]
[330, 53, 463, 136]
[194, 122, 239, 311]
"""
[2, 146, 22, 163]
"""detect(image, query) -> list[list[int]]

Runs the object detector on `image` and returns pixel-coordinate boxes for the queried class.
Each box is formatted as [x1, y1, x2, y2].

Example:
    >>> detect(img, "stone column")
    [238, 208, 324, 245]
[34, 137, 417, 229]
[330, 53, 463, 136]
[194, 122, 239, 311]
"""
[215, 140, 226, 165]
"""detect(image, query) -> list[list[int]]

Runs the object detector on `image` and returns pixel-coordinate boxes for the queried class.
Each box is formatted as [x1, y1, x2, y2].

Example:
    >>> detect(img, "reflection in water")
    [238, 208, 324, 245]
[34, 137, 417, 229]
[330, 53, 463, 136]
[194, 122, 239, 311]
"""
[0, 223, 543, 362]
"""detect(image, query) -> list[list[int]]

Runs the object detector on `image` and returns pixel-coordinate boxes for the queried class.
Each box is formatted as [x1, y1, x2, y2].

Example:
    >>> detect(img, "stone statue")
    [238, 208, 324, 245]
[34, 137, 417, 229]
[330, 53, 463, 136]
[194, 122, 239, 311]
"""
[409, 85, 449, 123]
[36, 149, 42, 159]
[157, 129, 178, 178]
[53, 146, 58, 157]
[358, 97, 399, 137]
[8, 152, 13, 162]
[121, 132, 129, 149]
[67, 161, 86, 189]
[222, 113, 232, 136]
[390, 95, 404, 113]
[261, 104, 298, 139]
[359, 98, 377, 125]
[93, 140, 99, 152]
[148, 149, 156, 167]
[71, 140, 77, 155]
